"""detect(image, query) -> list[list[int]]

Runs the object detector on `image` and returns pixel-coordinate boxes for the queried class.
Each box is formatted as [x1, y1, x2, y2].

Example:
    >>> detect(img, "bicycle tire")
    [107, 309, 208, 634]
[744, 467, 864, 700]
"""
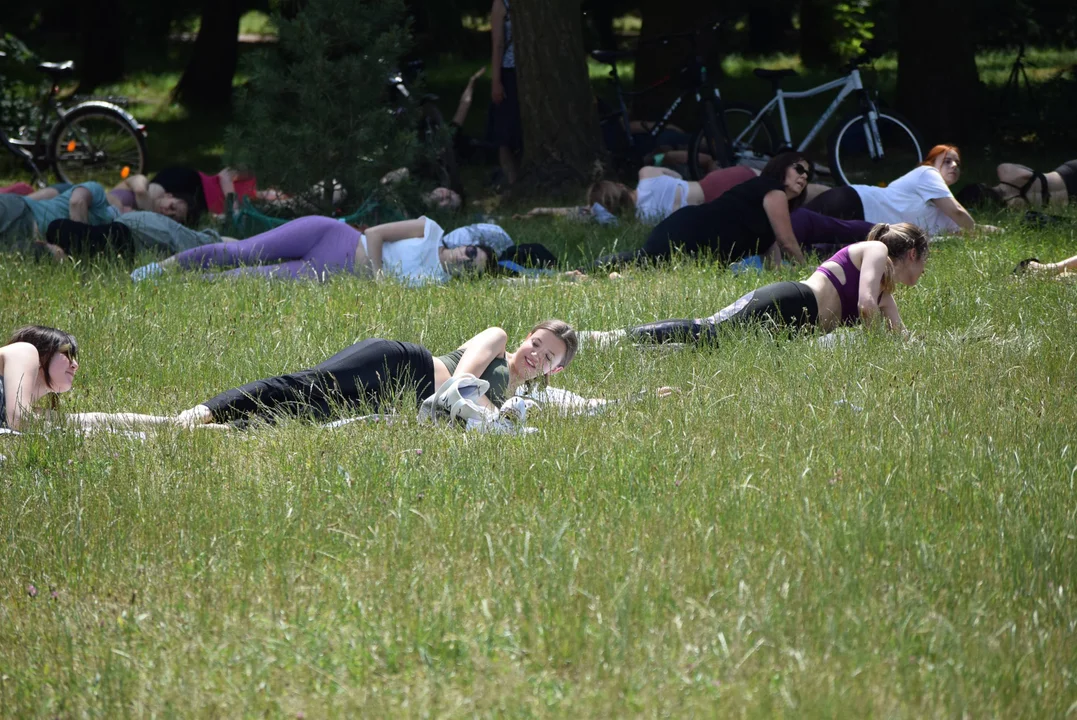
[49, 104, 147, 186]
[827, 110, 924, 187]
[687, 101, 728, 179]
[720, 102, 777, 165]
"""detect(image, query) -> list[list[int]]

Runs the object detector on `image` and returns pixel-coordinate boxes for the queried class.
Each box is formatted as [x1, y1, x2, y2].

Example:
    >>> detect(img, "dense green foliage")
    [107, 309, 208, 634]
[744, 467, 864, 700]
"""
[1, 209, 1075, 715]
[225, 0, 419, 214]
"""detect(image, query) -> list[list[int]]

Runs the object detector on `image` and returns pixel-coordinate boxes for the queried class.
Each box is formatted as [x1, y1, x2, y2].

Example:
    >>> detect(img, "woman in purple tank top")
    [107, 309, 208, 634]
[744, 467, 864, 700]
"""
[581, 223, 929, 346]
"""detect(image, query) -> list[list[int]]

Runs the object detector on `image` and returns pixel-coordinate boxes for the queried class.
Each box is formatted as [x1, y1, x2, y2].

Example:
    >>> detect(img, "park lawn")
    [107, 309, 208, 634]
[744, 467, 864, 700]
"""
[1, 209, 1075, 716]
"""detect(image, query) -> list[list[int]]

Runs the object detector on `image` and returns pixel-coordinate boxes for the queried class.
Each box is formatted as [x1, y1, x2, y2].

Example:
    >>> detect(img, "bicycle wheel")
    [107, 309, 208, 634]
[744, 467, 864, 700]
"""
[686, 101, 728, 180]
[720, 102, 777, 164]
[49, 105, 147, 186]
[827, 111, 924, 187]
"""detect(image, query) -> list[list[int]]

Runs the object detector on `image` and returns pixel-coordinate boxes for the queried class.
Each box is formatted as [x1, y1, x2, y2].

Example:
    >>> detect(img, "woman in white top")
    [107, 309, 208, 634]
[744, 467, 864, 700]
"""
[133, 216, 499, 285]
[804, 145, 998, 235]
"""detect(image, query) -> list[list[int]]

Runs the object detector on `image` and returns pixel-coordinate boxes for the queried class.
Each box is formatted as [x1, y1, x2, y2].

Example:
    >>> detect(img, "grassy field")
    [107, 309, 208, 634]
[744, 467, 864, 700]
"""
[1, 207, 1076, 715]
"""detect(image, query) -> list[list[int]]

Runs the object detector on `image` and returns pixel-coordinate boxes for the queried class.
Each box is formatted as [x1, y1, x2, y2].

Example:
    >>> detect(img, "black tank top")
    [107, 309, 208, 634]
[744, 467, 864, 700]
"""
[647, 174, 785, 262]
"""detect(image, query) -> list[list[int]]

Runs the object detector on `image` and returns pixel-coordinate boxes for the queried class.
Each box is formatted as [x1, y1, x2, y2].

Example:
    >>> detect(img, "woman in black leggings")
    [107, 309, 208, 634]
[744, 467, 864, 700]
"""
[580, 223, 929, 346]
[174, 320, 578, 427]
[578, 152, 814, 271]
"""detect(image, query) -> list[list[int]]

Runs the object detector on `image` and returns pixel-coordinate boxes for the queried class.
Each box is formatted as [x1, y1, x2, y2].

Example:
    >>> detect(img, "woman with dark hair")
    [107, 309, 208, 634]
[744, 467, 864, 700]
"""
[0, 326, 79, 430]
[581, 223, 928, 347]
[576, 152, 816, 272]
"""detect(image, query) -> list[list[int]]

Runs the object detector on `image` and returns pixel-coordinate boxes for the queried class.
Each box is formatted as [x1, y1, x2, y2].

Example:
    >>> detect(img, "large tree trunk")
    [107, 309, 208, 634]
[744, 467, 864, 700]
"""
[512, 0, 605, 195]
[633, 0, 701, 121]
[799, 0, 841, 70]
[747, 1, 795, 56]
[77, 3, 126, 91]
[173, 0, 243, 110]
[896, 0, 981, 143]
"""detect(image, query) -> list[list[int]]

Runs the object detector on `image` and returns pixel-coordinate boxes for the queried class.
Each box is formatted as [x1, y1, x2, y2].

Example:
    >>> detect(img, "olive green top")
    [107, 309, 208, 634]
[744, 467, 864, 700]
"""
[437, 348, 511, 406]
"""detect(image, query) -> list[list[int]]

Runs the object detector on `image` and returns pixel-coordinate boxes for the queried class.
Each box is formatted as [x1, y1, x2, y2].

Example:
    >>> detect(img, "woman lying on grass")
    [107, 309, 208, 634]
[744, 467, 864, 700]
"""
[0, 326, 79, 431]
[805, 145, 999, 236]
[580, 222, 928, 347]
[171, 320, 578, 427]
[959, 159, 1077, 209]
[130, 216, 504, 285]
[1014, 254, 1077, 277]
[574, 153, 844, 273]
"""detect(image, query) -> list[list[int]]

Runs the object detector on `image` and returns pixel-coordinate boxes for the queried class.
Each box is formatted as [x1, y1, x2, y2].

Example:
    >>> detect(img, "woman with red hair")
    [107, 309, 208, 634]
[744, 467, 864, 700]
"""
[804, 145, 998, 236]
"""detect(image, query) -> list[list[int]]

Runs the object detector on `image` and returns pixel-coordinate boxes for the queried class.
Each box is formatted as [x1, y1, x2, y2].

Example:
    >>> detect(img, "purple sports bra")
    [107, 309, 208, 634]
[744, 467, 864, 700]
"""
[815, 247, 863, 325]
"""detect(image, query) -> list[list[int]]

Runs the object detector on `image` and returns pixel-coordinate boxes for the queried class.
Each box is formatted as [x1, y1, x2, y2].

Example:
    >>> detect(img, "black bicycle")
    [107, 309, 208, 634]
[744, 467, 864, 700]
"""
[592, 21, 730, 180]
[0, 52, 148, 187]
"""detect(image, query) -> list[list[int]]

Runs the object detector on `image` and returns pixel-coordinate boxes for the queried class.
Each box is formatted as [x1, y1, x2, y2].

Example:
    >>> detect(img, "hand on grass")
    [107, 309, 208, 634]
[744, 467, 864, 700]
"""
[655, 386, 680, 398]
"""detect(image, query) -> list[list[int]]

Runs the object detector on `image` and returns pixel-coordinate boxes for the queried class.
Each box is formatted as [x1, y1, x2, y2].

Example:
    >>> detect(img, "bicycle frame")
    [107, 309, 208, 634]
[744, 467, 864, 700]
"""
[733, 69, 871, 152]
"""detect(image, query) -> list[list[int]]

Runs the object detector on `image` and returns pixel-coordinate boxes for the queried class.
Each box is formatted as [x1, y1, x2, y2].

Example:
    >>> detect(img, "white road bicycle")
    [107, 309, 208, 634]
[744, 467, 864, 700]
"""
[690, 49, 925, 187]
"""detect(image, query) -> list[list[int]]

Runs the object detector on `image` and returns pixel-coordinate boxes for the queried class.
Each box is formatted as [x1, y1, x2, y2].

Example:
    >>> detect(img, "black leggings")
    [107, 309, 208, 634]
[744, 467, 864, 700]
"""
[1055, 160, 1077, 199]
[803, 185, 865, 220]
[47, 219, 136, 256]
[581, 229, 691, 272]
[628, 281, 819, 344]
[203, 339, 436, 424]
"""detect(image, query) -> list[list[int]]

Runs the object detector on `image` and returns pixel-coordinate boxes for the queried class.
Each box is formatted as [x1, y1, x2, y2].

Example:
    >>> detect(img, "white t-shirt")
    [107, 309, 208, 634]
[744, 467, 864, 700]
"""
[360, 216, 448, 286]
[636, 176, 690, 223]
[854, 166, 960, 235]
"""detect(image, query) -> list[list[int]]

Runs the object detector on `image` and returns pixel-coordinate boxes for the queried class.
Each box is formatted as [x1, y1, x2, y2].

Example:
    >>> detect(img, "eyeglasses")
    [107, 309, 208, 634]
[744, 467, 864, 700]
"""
[792, 163, 810, 177]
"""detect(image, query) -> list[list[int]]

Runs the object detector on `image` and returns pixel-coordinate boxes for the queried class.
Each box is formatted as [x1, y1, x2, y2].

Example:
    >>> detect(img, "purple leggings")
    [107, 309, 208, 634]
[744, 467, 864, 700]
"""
[172, 216, 361, 280]
[789, 208, 875, 250]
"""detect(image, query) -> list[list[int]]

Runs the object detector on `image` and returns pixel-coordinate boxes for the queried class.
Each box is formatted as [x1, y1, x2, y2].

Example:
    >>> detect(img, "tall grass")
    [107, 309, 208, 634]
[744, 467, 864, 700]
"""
[1, 209, 1075, 716]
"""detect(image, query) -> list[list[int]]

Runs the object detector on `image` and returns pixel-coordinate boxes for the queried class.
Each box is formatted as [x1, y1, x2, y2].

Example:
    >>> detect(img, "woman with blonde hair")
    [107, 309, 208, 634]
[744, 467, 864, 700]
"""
[582, 223, 928, 346]
[174, 320, 578, 426]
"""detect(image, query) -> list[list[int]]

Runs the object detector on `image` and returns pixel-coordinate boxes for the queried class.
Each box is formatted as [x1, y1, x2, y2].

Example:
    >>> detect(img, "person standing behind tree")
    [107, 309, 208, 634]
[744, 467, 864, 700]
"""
[489, 0, 521, 186]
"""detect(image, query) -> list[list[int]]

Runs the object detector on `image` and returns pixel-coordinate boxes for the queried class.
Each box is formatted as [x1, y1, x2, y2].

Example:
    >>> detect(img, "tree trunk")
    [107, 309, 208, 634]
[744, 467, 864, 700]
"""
[512, 0, 605, 195]
[747, 2, 795, 56]
[78, 2, 126, 91]
[799, 0, 840, 70]
[633, 0, 700, 121]
[173, 0, 243, 111]
[896, 0, 981, 143]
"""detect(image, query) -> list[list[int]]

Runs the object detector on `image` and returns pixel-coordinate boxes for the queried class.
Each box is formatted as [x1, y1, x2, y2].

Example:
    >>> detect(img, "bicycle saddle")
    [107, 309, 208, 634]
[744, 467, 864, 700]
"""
[753, 68, 798, 82]
[590, 49, 635, 65]
[38, 60, 75, 76]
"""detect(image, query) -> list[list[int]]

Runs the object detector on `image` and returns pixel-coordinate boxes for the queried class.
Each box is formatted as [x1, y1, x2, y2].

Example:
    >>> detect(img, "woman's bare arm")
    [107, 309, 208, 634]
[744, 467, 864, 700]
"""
[362, 218, 428, 274]
[762, 190, 806, 264]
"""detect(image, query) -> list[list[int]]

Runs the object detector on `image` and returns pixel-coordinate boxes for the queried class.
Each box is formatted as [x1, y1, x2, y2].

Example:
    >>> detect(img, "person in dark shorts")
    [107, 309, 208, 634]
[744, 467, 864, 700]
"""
[489, 0, 521, 185]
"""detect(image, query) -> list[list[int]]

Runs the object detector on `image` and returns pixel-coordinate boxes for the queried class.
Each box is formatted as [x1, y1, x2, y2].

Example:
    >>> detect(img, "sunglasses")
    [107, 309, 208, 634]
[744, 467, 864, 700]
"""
[792, 163, 811, 177]
[464, 246, 483, 261]
[58, 344, 78, 361]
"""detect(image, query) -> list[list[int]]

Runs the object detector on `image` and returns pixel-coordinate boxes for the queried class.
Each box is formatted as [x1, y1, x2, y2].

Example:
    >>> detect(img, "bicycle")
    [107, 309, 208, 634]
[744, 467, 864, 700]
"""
[0, 51, 148, 187]
[591, 21, 730, 181]
[695, 44, 925, 187]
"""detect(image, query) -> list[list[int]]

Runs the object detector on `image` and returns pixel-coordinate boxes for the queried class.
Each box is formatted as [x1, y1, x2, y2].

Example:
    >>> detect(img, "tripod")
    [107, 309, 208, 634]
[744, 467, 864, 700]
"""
[1000, 43, 1040, 118]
